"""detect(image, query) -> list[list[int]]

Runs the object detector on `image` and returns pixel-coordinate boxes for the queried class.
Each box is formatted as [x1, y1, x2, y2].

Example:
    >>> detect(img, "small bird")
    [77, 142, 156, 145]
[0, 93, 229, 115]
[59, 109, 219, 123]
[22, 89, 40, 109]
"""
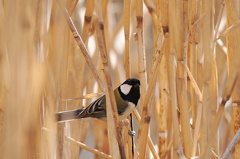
[57, 78, 140, 122]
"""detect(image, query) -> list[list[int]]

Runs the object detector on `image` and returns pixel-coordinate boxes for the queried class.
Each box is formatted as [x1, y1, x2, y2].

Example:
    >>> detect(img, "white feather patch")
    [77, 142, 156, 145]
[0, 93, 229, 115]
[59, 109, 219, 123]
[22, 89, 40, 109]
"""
[120, 84, 132, 95]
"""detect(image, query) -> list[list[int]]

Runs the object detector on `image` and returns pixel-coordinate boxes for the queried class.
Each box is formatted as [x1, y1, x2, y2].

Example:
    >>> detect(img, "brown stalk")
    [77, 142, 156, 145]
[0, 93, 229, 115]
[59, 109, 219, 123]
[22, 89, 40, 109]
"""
[230, 50, 240, 158]
[214, 0, 225, 40]
[123, 0, 133, 158]
[191, 103, 202, 157]
[184, 63, 203, 101]
[136, 0, 147, 114]
[230, 103, 240, 158]
[137, 34, 164, 159]
[168, 0, 184, 158]
[200, 0, 216, 158]
[160, 140, 173, 158]
[94, 0, 124, 158]
[82, 0, 94, 43]
[121, 120, 132, 159]
[222, 129, 240, 159]
[56, 0, 105, 91]
[174, 1, 192, 158]
[202, 75, 238, 158]
[217, 20, 240, 40]
[67, 35, 80, 159]
[61, 92, 104, 101]
[0, 0, 7, 155]
[157, 0, 169, 157]
[230, 56, 240, 159]
[222, 0, 240, 107]
[216, 41, 228, 96]
[158, 52, 168, 157]
[143, 0, 157, 28]
[56, 28, 70, 159]
[188, 0, 200, 131]
[133, 109, 160, 159]
[65, 136, 112, 159]
[66, 0, 78, 16]
[202, 0, 240, 158]
[124, 0, 131, 79]
[134, 0, 148, 156]
[43, 127, 112, 159]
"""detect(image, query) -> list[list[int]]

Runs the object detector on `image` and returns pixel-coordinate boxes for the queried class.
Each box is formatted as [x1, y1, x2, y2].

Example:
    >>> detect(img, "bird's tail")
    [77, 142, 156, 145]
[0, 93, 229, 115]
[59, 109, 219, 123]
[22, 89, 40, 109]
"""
[56, 109, 83, 122]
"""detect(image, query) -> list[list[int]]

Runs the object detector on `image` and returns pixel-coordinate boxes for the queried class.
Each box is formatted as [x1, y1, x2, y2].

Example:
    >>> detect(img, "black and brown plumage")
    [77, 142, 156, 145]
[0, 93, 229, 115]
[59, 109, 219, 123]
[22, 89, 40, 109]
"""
[57, 78, 140, 122]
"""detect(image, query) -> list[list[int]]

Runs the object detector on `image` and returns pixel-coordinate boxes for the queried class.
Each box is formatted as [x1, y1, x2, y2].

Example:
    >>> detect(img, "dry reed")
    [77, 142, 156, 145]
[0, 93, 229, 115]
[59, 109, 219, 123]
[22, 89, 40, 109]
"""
[1, 0, 240, 159]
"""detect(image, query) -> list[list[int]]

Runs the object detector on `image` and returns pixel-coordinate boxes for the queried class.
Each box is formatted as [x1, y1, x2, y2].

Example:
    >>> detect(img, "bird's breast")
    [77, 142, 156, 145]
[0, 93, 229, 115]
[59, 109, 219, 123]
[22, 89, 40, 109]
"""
[119, 102, 136, 120]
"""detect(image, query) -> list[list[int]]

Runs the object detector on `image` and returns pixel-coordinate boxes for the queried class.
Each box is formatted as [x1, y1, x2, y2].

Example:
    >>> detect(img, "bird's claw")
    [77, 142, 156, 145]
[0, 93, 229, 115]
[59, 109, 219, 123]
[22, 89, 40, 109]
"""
[128, 130, 136, 137]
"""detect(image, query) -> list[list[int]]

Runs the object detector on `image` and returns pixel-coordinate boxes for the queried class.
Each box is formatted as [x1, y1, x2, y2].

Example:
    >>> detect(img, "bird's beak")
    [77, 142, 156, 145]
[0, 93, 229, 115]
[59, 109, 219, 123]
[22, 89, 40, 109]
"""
[134, 83, 140, 88]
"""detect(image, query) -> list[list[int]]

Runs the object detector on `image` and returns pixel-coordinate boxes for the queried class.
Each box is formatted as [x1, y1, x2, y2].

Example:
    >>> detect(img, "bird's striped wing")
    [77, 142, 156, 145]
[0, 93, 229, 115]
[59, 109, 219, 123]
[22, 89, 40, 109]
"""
[77, 95, 107, 119]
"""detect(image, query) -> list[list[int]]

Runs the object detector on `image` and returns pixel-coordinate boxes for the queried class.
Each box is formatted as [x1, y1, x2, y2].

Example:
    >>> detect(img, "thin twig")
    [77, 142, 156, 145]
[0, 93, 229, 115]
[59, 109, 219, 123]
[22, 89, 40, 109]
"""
[61, 92, 104, 101]
[213, 0, 225, 40]
[222, 129, 240, 159]
[191, 104, 202, 156]
[217, 20, 240, 40]
[65, 136, 111, 159]
[183, 62, 203, 102]
[56, 0, 105, 91]
[133, 109, 160, 159]
[42, 127, 112, 159]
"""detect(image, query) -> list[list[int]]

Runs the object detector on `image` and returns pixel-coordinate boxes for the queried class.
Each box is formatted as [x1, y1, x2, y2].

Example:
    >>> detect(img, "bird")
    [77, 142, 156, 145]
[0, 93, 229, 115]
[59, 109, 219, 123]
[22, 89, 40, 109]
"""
[57, 78, 140, 122]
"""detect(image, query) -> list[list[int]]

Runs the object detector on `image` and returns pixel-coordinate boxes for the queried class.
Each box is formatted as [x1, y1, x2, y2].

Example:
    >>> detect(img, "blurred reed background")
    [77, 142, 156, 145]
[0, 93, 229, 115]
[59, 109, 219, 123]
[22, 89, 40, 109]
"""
[0, 0, 240, 158]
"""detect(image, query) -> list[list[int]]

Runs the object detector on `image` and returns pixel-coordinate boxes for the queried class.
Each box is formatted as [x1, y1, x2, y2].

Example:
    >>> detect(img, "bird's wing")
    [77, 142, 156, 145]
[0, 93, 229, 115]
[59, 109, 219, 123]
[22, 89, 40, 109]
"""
[77, 95, 107, 119]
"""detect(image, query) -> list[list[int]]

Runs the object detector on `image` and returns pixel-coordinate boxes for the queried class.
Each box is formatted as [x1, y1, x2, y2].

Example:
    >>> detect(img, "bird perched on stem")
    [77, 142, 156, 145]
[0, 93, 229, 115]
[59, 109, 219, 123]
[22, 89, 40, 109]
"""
[57, 78, 140, 122]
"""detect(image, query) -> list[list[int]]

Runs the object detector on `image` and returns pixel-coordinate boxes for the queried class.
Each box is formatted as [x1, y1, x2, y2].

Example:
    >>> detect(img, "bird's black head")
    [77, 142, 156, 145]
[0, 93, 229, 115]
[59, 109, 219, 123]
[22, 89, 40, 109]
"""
[118, 78, 140, 105]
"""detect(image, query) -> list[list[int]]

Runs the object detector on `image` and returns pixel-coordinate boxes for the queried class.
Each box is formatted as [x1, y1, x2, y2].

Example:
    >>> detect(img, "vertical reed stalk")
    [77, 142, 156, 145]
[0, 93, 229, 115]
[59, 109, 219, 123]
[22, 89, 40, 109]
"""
[232, 96, 240, 158]
[134, 0, 147, 157]
[226, 2, 240, 156]
[0, 1, 7, 157]
[124, 0, 131, 79]
[94, 0, 124, 158]
[82, 0, 94, 43]
[174, 1, 192, 158]
[136, 0, 147, 113]
[188, 0, 200, 131]
[200, 0, 215, 158]
[137, 36, 164, 159]
[158, 0, 169, 157]
[224, 0, 240, 158]
[123, 1, 133, 158]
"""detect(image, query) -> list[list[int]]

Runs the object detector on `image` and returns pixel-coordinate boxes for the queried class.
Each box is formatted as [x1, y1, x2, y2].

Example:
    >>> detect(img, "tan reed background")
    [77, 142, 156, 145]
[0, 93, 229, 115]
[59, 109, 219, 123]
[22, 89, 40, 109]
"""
[0, 0, 240, 158]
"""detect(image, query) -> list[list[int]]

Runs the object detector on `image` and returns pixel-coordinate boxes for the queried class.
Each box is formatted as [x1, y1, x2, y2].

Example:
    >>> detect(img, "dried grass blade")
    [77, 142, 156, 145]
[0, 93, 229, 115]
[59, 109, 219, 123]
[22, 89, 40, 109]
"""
[138, 36, 164, 159]
[56, 0, 105, 91]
